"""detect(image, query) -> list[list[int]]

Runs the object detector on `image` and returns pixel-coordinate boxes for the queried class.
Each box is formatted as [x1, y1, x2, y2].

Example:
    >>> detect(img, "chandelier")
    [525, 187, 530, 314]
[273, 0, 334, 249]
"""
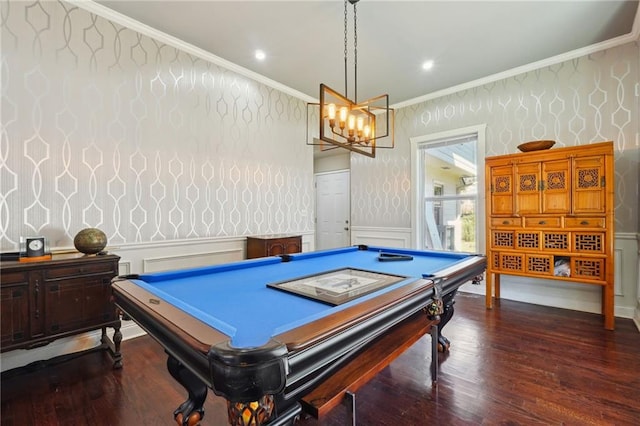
[307, 0, 394, 158]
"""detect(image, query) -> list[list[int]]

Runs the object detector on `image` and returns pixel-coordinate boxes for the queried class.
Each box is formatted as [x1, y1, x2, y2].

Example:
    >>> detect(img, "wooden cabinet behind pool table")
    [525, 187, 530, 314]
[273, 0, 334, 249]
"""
[485, 141, 615, 329]
[246, 235, 302, 259]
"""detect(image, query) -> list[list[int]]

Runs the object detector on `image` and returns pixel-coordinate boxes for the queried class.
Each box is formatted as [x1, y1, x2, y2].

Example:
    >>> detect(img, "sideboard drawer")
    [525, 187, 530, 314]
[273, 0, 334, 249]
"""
[524, 216, 562, 228]
[45, 261, 116, 280]
[491, 217, 520, 227]
[564, 217, 605, 228]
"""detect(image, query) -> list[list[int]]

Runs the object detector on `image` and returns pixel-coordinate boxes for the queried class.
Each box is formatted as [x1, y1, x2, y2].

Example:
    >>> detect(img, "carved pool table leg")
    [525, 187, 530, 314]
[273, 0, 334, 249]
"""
[111, 322, 123, 369]
[167, 356, 207, 426]
[100, 321, 123, 369]
[437, 289, 458, 352]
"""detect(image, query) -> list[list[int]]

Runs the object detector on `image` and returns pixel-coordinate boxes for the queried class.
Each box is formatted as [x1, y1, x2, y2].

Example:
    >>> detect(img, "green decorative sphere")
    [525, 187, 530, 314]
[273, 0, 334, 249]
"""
[74, 228, 107, 255]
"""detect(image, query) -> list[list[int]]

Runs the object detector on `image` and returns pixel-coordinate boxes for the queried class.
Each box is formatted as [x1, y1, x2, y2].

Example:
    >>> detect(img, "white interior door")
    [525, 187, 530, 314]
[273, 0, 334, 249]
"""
[315, 170, 350, 250]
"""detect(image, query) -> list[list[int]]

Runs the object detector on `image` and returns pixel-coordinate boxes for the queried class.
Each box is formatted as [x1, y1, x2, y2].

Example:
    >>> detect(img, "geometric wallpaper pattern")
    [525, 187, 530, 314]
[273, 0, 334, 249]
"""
[2, 1, 638, 253]
[1, 1, 313, 250]
[352, 40, 639, 233]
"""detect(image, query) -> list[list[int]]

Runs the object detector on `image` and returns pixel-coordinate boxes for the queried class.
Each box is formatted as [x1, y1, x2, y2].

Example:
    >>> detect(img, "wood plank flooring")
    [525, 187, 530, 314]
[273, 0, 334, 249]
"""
[2, 293, 639, 425]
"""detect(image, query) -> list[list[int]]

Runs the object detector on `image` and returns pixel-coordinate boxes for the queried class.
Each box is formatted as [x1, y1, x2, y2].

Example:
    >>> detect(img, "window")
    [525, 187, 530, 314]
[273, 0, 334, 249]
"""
[410, 125, 486, 253]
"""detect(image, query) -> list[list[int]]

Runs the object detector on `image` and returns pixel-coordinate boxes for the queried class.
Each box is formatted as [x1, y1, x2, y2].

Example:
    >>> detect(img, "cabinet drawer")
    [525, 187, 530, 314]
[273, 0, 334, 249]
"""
[524, 216, 562, 228]
[498, 253, 525, 272]
[516, 231, 542, 250]
[0, 271, 28, 285]
[491, 231, 515, 249]
[564, 217, 605, 228]
[542, 232, 570, 251]
[490, 217, 520, 227]
[490, 251, 525, 272]
[573, 233, 605, 254]
[45, 261, 116, 279]
[525, 254, 553, 276]
[572, 258, 605, 281]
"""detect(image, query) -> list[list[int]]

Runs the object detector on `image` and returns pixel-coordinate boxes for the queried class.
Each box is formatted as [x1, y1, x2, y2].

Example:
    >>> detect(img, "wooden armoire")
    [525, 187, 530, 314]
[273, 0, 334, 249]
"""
[485, 141, 615, 329]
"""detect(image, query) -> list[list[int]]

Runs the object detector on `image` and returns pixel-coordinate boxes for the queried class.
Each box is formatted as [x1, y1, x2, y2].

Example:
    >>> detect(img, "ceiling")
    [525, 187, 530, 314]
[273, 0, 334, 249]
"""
[95, 1, 639, 107]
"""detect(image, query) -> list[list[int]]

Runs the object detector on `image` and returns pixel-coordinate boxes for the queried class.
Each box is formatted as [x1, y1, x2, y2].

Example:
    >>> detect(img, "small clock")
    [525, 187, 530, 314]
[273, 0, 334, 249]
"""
[25, 237, 46, 257]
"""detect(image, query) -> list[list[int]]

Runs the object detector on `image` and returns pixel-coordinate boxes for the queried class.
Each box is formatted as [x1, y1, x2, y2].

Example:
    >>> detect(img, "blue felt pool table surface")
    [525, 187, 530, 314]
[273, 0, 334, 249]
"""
[131, 246, 476, 348]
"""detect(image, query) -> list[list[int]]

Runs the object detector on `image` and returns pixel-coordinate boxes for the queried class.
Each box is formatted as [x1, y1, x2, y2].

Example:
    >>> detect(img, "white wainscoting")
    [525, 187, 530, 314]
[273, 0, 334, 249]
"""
[0, 232, 314, 372]
[350, 226, 412, 248]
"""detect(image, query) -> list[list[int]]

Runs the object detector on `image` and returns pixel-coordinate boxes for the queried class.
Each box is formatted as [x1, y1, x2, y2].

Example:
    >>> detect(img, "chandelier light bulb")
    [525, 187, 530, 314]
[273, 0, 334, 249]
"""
[339, 107, 348, 128]
[348, 114, 356, 131]
[327, 103, 336, 120]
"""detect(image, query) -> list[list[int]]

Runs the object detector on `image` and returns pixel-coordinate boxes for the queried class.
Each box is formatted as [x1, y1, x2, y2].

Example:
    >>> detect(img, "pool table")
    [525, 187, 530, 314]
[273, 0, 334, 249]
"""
[111, 245, 485, 425]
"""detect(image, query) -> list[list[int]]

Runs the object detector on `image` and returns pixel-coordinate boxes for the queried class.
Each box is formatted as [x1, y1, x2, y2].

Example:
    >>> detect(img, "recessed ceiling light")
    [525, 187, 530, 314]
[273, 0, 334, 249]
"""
[422, 60, 434, 71]
[255, 50, 266, 61]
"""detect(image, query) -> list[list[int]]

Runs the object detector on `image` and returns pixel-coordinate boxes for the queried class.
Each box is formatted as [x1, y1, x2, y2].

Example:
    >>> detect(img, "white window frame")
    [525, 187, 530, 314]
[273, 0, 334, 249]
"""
[410, 124, 486, 253]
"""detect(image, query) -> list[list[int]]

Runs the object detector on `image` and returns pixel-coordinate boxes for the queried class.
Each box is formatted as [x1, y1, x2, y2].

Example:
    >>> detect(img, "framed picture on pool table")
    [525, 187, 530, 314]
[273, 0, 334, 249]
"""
[267, 267, 407, 305]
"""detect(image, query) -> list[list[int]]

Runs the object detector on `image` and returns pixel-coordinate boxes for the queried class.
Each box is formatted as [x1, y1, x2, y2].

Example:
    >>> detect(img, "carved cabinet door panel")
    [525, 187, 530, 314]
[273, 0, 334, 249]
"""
[515, 162, 541, 215]
[572, 155, 606, 214]
[542, 159, 571, 214]
[1, 281, 29, 346]
[489, 164, 514, 216]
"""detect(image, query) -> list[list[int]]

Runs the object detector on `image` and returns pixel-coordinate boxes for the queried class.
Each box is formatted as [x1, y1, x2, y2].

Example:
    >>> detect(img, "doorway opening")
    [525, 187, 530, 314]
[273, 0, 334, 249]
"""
[315, 169, 350, 250]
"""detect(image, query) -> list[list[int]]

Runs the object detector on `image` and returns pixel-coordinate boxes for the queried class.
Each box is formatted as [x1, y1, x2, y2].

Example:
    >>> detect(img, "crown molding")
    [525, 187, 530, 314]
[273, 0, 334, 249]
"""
[393, 4, 640, 110]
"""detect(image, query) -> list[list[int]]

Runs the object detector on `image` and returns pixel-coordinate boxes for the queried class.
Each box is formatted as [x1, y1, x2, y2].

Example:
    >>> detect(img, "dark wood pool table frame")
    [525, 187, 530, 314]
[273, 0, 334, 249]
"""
[111, 246, 485, 425]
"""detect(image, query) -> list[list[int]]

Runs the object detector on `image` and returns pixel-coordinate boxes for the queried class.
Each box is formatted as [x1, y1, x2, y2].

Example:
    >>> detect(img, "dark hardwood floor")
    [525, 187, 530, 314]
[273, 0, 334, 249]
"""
[2, 293, 639, 425]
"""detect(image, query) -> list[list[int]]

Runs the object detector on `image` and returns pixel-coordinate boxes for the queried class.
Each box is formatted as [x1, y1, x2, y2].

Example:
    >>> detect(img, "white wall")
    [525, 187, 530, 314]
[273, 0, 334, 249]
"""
[314, 151, 351, 174]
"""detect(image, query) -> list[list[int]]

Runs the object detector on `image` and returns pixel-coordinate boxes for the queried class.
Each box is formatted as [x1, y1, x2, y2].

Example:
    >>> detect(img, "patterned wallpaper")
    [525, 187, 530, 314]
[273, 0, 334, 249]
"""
[2, 1, 638, 252]
[1, 1, 313, 250]
[352, 41, 640, 233]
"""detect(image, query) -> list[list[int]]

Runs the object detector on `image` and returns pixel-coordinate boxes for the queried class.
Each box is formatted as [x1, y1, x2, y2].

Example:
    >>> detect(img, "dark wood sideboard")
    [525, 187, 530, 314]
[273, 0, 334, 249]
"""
[246, 235, 302, 259]
[1, 253, 122, 368]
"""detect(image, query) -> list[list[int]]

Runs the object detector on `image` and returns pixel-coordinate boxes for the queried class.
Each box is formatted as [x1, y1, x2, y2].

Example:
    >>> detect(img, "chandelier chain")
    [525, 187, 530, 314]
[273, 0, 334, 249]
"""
[353, 2, 358, 103]
[343, 0, 348, 98]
